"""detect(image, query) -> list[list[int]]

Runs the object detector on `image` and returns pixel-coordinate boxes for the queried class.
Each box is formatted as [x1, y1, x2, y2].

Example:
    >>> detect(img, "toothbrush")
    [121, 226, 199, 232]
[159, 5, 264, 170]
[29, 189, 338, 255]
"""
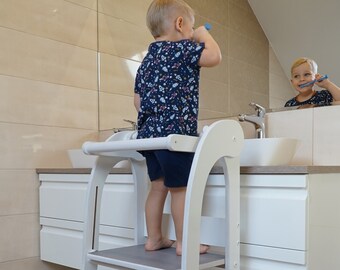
[204, 23, 212, 31]
[299, 74, 329, 88]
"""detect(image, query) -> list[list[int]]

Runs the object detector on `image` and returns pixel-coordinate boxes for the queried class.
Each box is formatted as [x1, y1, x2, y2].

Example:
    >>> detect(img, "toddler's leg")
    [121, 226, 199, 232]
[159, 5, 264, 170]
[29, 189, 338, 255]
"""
[169, 187, 185, 255]
[169, 187, 209, 256]
[145, 178, 174, 251]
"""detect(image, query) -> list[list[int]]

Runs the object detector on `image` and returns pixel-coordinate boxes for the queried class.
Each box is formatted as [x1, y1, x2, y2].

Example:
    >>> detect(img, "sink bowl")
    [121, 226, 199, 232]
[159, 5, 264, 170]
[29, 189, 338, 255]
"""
[240, 138, 298, 166]
[69, 137, 297, 168]
[67, 149, 97, 168]
[67, 149, 130, 168]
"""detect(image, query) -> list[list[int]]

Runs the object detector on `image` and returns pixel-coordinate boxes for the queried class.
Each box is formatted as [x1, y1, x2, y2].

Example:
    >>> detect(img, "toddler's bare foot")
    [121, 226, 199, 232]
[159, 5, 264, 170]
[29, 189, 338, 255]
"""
[176, 243, 210, 256]
[145, 238, 174, 251]
[199, 244, 210, 254]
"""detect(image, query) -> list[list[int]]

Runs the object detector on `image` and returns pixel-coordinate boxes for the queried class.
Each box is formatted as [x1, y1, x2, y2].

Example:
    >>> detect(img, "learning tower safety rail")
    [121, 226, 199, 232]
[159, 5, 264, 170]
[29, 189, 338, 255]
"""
[81, 120, 244, 270]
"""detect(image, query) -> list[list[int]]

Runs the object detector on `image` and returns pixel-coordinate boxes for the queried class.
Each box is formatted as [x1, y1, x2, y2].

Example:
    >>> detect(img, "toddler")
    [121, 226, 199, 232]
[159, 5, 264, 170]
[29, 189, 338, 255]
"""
[134, 0, 221, 256]
[285, 57, 340, 107]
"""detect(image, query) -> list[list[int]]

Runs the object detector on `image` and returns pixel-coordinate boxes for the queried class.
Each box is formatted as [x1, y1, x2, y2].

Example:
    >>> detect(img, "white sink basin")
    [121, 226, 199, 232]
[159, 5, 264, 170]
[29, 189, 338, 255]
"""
[69, 137, 298, 168]
[240, 138, 298, 166]
[67, 149, 130, 168]
[68, 149, 97, 168]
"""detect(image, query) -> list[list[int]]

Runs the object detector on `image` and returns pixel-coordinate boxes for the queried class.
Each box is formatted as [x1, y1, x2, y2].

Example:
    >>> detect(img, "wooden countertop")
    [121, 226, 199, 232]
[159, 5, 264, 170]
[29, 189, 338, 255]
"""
[36, 165, 340, 175]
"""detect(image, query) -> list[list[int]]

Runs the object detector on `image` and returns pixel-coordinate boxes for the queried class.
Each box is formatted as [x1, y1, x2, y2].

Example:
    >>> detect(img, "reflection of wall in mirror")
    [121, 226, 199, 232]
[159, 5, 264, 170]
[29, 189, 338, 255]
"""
[269, 46, 296, 109]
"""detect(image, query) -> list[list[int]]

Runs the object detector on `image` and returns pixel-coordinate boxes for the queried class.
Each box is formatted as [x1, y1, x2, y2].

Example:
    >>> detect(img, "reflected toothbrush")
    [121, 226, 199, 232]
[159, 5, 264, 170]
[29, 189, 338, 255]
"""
[299, 74, 329, 88]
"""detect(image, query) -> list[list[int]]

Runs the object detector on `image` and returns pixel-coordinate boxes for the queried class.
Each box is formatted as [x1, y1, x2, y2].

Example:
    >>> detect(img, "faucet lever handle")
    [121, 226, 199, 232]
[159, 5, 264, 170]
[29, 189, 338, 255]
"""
[123, 119, 137, 130]
[249, 102, 266, 116]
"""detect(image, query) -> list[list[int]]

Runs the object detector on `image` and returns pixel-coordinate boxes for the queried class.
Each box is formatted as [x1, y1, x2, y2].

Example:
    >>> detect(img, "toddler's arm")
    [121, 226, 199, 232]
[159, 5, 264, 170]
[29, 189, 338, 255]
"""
[134, 93, 141, 112]
[193, 26, 221, 67]
[315, 74, 340, 101]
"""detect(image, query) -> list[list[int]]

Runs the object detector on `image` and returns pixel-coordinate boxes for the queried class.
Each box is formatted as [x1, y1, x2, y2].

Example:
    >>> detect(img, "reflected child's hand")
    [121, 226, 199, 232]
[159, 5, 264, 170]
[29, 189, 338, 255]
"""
[315, 73, 330, 88]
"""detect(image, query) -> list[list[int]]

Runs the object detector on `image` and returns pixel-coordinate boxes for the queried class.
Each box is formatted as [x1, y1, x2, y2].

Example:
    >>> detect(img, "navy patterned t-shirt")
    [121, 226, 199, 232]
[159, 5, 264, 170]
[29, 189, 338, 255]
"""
[135, 40, 204, 139]
[284, 90, 333, 107]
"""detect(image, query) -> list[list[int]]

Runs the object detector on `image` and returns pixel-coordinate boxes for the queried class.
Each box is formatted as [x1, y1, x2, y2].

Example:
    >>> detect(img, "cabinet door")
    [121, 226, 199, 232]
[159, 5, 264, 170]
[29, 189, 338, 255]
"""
[240, 174, 308, 251]
[100, 175, 135, 228]
[39, 174, 135, 228]
[39, 173, 136, 269]
[40, 218, 134, 269]
[39, 174, 88, 222]
[164, 174, 308, 252]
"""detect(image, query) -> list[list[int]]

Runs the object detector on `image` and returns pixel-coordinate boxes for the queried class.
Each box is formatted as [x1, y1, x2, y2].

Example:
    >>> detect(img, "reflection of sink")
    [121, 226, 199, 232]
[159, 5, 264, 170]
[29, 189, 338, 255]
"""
[240, 138, 298, 166]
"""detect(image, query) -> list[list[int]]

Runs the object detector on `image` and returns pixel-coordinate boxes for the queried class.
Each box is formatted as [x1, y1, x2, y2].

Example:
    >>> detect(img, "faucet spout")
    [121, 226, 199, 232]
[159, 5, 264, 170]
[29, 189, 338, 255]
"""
[238, 103, 266, 138]
[239, 115, 264, 129]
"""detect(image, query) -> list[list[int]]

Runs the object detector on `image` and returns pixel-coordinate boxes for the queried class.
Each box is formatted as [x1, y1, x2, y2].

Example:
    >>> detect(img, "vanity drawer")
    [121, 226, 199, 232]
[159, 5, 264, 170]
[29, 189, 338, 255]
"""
[164, 174, 308, 254]
[240, 174, 308, 251]
[40, 217, 134, 269]
[39, 174, 135, 228]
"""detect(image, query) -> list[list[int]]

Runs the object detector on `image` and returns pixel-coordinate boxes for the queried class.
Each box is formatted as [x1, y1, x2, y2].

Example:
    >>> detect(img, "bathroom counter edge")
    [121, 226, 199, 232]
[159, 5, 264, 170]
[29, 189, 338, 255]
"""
[36, 166, 340, 175]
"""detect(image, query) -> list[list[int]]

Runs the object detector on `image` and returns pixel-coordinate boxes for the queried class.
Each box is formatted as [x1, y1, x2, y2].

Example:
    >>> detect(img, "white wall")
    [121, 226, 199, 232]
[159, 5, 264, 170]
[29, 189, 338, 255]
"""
[248, 0, 340, 89]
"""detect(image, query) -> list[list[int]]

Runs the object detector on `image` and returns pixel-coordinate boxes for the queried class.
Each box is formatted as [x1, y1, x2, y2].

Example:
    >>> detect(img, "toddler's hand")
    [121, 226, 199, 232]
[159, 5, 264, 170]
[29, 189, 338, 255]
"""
[315, 74, 329, 87]
[193, 26, 210, 43]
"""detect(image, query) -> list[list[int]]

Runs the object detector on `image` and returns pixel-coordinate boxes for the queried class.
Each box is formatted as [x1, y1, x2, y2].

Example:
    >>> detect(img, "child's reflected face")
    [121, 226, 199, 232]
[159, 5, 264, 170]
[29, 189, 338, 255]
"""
[291, 62, 316, 92]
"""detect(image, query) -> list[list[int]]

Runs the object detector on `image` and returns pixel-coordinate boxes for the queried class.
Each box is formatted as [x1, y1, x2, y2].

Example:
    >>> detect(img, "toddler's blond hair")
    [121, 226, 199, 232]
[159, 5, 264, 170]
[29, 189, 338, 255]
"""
[291, 57, 318, 76]
[146, 0, 194, 38]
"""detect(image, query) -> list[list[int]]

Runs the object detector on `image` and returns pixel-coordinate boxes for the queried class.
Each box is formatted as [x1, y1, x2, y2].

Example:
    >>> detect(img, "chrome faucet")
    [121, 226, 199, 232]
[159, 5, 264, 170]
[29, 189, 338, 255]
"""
[238, 102, 266, 138]
[113, 119, 137, 133]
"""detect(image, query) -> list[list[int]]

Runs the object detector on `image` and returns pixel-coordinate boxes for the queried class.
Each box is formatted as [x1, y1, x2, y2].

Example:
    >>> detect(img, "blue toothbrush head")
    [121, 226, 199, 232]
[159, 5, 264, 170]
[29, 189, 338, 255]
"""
[204, 23, 212, 31]
[318, 74, 329, 82]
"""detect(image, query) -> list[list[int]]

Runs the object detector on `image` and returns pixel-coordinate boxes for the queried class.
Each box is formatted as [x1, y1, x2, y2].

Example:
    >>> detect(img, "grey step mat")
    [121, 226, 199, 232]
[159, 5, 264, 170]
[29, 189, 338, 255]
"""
[88, 244, 225, 270]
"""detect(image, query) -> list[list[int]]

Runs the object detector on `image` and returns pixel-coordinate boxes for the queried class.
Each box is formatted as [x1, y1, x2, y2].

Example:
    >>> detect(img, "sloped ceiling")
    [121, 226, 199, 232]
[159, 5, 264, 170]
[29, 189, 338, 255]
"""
[248, 0, 340, 87]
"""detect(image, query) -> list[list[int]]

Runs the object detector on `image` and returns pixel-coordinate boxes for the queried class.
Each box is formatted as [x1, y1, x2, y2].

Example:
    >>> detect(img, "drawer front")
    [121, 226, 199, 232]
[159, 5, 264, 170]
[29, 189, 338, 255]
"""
[40, 219, 134, 269]
[40, 182, 86, 222]
[100, 182, 135, 228]
[164, 174, 308, 251]
[40, 174, 135, 228]
[240, 174, 308, 251]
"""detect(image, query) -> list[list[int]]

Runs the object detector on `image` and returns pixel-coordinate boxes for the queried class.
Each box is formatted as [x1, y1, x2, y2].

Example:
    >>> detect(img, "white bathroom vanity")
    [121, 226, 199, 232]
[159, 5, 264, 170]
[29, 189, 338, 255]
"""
[38, 166, 340, 270]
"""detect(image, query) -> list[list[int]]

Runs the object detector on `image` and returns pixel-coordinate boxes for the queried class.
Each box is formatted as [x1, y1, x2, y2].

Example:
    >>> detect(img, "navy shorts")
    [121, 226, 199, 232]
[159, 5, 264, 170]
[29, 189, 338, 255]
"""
[142, 150, 194, 188]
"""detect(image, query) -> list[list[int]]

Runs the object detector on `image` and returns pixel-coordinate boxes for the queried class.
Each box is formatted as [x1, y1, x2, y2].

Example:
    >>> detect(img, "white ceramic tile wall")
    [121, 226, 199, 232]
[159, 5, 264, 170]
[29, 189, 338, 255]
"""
[0, 0, 98, 269]
[269, 46, 296, 109]
[0, 0, 298, 269]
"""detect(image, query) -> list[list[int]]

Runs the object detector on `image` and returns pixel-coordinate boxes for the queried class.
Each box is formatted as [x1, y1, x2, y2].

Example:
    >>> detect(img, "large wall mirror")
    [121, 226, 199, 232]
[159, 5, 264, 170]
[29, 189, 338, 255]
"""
[96, 0, 340, 131]
[249, 0, 340, 111]
[97, 0, 274, 131]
